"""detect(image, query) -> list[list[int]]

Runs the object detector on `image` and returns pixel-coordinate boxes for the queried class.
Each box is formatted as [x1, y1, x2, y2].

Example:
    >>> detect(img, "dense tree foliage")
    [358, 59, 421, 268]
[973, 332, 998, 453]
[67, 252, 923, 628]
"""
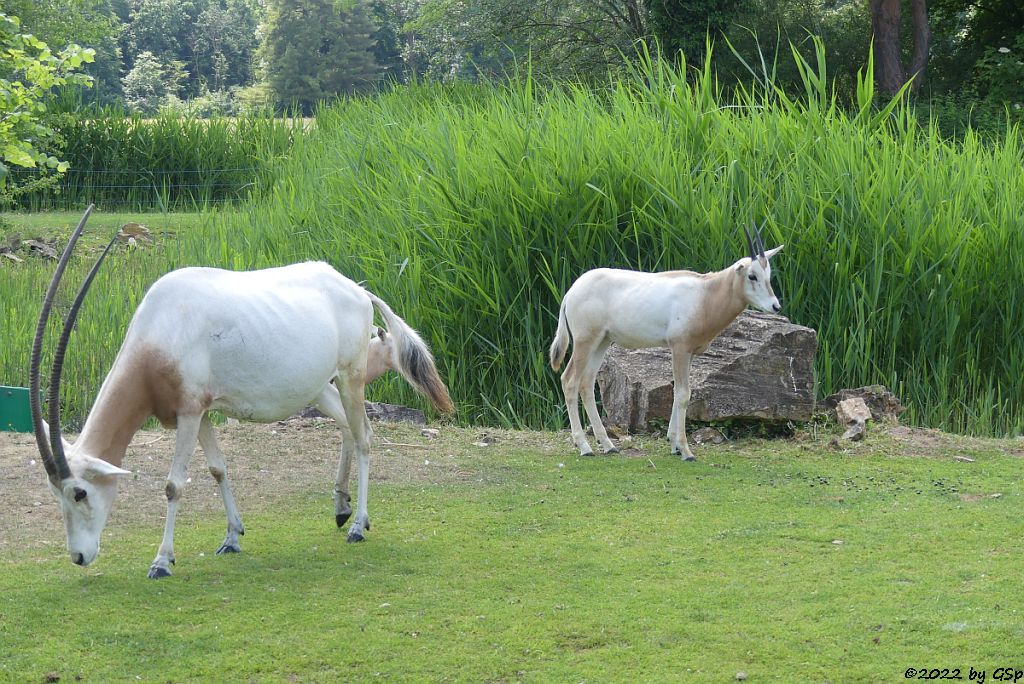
[0, 12, 94, 191]
[263, 0, 381, 111]
[0, 0, 1019, 118]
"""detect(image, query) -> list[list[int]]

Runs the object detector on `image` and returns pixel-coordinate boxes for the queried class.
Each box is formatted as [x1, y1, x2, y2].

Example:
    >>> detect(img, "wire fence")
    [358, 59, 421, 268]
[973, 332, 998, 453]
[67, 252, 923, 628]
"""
[8, 166, 268, 211]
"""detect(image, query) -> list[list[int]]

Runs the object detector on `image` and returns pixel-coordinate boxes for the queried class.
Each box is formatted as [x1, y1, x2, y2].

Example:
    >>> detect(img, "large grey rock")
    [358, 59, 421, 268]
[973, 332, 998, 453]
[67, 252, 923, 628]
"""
[596, 310, 817, 432]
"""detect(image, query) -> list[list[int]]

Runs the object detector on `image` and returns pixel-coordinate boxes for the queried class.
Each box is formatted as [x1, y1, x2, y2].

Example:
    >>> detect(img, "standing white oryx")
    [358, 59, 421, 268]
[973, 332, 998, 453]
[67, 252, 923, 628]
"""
[31, 206, 453, 578]
[549, 222, 783, 459]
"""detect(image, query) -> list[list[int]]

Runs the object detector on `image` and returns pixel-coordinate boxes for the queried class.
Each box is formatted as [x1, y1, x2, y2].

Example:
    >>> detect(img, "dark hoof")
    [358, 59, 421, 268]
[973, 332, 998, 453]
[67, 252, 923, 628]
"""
[336, 512, 352, 528]
[604, 447, 619, 454]
[683, 455, 697, 462]
[579, 450, 595, 458]
[216, 544, 241, 555]
[147, 566, 172, 579]
[346, 531, 365, 543]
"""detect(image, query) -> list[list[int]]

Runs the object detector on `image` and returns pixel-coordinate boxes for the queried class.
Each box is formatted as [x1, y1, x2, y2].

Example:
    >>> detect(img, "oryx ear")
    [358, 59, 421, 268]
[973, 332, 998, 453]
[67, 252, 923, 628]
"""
[80, 454, 132, 480]
[376, 327, 387, 342]
[734, 260, 747, 273]
[764, 245, 784, 260]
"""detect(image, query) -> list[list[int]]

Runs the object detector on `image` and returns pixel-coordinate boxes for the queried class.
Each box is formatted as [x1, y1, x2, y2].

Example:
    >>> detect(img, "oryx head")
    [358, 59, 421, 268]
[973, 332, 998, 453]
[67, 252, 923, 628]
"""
[736, 220, 784, 314]
[365, 326, 397, 384]
[30, 205, 129, 567]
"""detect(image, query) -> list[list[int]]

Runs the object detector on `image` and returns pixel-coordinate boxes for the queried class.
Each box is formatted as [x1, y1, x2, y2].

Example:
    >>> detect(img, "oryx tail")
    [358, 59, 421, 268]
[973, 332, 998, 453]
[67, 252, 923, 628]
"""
[367, 293, 454, 414]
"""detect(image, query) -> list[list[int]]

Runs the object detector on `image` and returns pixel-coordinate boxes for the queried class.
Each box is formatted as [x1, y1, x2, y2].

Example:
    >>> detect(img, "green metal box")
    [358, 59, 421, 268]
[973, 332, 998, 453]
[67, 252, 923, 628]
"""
[1, 386, 34, 433]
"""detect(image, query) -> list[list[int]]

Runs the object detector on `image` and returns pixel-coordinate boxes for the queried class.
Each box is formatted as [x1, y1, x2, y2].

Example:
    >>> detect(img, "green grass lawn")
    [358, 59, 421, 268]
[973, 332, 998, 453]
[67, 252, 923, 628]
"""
[1, 209, 221, 252]
[2, 423, 1021, 682]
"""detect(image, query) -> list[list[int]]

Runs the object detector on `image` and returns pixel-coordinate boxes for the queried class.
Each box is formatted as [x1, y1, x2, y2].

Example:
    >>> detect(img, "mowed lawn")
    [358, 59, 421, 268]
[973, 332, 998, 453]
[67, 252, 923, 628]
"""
[1, 422, 1022, 682]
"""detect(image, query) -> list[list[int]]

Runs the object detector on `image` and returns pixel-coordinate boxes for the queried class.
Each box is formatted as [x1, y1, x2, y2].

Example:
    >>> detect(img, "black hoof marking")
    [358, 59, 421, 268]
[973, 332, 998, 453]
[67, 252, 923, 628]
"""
[346, 531, 365, 543]
[216, 544, 241, 555]
[336, 512, 352, 528]
[605, 447, 619, 454]
[148, 566, 172, 579]
[683, 455, 697, 462]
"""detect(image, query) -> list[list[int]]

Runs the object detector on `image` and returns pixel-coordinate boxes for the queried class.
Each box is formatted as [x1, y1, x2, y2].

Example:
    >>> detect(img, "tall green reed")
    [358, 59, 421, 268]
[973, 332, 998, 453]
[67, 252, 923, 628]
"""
[11, 108, 299, 211]
[5, 42, 1023, 436]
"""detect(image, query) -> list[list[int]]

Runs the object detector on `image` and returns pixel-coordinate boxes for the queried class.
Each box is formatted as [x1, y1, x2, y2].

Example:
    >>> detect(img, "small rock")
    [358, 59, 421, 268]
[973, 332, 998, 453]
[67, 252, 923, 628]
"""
[842, 423, 866, 441]
[421, 428, 440, 439]
[837, 398, 870, 441]
[990, 493, 1003, 499]
[692, 426, 725, 445]
[26, 239, 58, 260]
[735, 672, 748, 681]
[823, 385, 905, 422]
[832, 539, 843, 545]
[605, 424, 626, 439]
[45, 673, 60, 683]
[953, 455, 975, 463]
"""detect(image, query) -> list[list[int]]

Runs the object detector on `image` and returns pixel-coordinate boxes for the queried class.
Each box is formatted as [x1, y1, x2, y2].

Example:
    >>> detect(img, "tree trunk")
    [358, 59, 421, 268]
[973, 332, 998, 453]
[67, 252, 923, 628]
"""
[908, 0, 930, 90]
[868, 0, 930, 96]
[869, 0, 906, 96]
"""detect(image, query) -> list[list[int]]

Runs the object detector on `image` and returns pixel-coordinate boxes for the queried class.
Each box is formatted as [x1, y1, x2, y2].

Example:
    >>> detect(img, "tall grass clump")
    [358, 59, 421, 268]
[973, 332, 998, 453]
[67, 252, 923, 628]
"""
[10, 107, 301, 211]
[218, 43, 1023, 435]
[4, 42, 1023, 436]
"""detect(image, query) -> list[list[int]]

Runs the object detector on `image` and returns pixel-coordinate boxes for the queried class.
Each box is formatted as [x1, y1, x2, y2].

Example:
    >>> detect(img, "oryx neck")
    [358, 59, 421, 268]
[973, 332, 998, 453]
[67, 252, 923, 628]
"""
[75, 369, 153, 468]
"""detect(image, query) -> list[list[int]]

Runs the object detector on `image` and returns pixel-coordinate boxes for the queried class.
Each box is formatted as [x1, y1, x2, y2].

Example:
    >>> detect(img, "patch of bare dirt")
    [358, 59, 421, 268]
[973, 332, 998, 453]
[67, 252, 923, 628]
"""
[0, 419, 491, 555]
[884, 424, 1024, 460]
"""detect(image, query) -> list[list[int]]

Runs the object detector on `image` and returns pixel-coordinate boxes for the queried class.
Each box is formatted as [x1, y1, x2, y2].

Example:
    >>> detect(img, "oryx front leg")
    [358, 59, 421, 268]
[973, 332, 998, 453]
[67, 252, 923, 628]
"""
[668, 349, 695, 461]
[149, 414, 201, 579]
[198, 414, 244, 555]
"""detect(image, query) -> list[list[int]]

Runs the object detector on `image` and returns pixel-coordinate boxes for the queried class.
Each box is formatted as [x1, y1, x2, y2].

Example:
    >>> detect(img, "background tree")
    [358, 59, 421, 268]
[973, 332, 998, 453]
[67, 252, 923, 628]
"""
[263, 0, 382, 111]
[192, 0, 262, 92]
[650, 0, 746, 63]
[867, 0, 930, 95]
[0, 12, 94, 193]
[2, 0, 122, 104]
[121, 50, 186, 113]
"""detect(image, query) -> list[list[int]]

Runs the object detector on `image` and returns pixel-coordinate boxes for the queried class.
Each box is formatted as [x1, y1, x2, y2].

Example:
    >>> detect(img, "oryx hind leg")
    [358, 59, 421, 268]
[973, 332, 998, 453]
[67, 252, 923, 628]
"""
[560, 341, 595, 456]
[149, 414, 202, 579]
[313, 383, 368, 532]
[331, 371, 372, 543]
[198, 414, 244, 555]
[579, 337, 617, 454]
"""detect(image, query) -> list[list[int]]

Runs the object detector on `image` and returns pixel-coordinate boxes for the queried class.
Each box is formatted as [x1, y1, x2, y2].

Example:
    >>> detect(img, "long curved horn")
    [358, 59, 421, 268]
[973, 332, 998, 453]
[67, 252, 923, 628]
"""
[30, 205, 94, 484]
[754, 219, 768, 258]
[47, 230, 119, 469]
[741, 222, 758, 262]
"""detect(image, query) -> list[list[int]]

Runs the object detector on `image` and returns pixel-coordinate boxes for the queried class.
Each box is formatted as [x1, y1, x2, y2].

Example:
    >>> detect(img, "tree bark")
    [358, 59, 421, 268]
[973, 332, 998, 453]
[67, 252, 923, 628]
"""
[908, 0, 930, 89]
[869, 0, 907, 96]
[868, 0, 930, 96]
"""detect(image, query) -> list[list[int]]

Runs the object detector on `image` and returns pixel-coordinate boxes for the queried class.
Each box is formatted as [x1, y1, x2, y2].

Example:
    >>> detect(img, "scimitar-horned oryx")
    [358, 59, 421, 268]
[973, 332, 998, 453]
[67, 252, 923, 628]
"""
[31, 206, 453, 578]
[549, 221, 783, 459]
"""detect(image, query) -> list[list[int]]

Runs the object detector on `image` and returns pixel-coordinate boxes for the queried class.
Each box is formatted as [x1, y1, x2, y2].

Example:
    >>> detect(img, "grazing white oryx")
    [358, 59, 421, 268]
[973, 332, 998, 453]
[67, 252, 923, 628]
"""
[549, 222, 783, 459]
[31, 206, 453, 578]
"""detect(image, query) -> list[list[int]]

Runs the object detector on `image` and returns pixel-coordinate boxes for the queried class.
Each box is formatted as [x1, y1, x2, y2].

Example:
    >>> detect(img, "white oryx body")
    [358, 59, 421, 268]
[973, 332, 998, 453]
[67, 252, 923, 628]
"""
[32, 215, 452, 579]
[550, 224, 783, 459]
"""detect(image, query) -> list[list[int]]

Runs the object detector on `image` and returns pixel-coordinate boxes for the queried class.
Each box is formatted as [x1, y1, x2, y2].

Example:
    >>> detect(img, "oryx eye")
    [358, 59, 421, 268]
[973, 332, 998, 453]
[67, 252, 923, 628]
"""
[748, 274, 757, 282]
[73, 487, 87, 502]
